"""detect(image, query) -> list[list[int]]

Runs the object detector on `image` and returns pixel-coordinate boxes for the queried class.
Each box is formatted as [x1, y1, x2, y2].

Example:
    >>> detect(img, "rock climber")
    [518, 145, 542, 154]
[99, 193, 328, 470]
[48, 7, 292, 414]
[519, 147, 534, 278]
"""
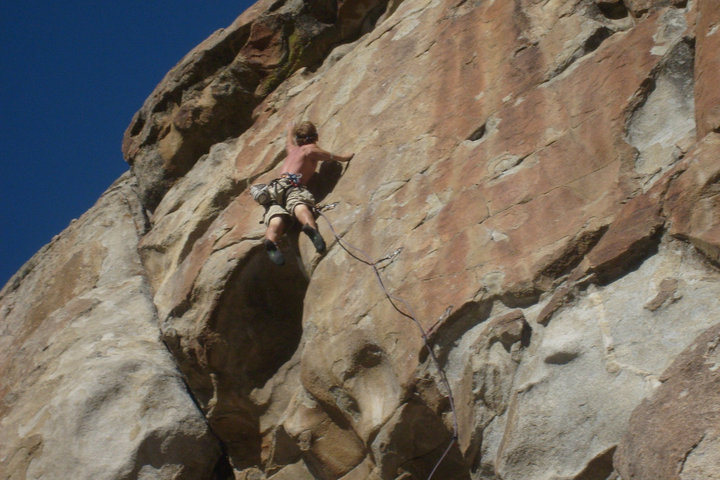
[262, 121, 353, 265]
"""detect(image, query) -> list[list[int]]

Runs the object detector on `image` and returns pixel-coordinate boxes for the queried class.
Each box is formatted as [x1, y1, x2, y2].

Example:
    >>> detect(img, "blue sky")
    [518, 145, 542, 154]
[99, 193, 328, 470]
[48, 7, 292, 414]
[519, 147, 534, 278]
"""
[1, 1, 256, 286]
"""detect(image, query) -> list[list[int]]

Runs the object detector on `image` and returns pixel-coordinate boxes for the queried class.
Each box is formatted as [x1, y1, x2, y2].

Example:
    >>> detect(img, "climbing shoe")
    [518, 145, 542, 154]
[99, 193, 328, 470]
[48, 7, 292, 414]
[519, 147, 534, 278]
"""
[302, 225, 326, 253]
[264, 239, 285, 265]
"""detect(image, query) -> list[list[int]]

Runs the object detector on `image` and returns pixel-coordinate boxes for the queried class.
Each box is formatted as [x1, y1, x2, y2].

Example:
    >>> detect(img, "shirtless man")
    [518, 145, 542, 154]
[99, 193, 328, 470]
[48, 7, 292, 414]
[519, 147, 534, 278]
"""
[263, 121, 353, 265]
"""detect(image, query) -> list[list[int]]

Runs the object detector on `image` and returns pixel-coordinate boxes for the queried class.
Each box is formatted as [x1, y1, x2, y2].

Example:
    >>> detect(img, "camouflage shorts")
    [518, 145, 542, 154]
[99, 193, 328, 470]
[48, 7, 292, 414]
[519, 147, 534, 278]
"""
[262, 178, 316, 225]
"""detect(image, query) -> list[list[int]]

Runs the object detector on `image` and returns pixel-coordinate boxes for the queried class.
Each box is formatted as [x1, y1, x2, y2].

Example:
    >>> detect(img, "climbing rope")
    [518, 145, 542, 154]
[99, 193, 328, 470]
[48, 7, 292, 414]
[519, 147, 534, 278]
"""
[315, 204, 459, 480]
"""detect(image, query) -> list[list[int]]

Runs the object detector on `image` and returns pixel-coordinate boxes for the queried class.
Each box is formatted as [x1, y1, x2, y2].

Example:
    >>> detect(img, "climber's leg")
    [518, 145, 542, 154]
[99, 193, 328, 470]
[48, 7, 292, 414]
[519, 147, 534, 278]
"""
[264, 215, 286, 265]
[294, 204, 326, 253]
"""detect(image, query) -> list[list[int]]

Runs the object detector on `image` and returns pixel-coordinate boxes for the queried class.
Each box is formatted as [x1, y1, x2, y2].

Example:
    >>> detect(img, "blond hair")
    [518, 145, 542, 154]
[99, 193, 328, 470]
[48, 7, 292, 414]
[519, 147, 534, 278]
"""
[294, 121, 318, 145]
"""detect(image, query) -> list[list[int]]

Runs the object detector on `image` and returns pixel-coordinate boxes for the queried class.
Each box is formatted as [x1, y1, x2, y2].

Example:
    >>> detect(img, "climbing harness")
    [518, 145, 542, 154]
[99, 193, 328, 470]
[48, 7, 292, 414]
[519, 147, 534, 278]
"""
[314, 204, 459, 480]
[250, 173, 304, 206]
[280, 172, 303, 187]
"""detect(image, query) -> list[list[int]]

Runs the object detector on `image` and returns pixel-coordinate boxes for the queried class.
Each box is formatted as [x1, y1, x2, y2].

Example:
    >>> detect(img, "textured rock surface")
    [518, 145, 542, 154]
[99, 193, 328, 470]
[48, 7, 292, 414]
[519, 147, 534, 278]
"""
[615, 322, 720, 480]
[3, 0, 720, 479]
[0, 176, 221, 479]
[489, 237, 720, 480]
[122, 0, 396, 209]
[695, 0, 720, 137]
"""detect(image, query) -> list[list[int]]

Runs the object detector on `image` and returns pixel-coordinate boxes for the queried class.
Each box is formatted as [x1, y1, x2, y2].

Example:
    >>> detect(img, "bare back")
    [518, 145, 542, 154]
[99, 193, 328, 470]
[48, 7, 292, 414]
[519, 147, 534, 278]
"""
[281, 144, 328, 185]
[280, 122, 353, 184]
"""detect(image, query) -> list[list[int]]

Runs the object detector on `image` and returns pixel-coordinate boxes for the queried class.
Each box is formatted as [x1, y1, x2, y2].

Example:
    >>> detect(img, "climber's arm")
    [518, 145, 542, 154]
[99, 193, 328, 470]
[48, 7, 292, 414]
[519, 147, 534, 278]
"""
[286, 123, 296, 150]
[313, 146, 353, 163]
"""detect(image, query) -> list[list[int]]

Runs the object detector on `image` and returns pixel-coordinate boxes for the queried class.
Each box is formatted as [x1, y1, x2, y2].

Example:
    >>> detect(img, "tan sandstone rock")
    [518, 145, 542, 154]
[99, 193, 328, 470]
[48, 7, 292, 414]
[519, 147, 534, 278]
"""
[122, 0, 395, 210]
[665, 133, 720, 264]
[4, 0, 720, 479]
[695, 0, 720, 137]
[123, 0, 719, 478]
[615, 322, 720, 480]
[0, 175, 220, 479]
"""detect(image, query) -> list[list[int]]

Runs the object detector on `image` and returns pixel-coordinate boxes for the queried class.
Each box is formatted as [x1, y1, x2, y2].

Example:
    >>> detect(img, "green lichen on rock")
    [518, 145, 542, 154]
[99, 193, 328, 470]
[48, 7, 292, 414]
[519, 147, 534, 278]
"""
[258, 23, 336, 97]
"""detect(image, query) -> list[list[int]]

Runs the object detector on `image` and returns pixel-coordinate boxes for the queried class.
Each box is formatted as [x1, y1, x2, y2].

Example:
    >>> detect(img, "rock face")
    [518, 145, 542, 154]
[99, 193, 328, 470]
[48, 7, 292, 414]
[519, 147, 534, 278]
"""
[3, 1, 720, 479]
[615, 322, 720, 480]
[0, 175, 221, 479]
[122, 0, 397, 210]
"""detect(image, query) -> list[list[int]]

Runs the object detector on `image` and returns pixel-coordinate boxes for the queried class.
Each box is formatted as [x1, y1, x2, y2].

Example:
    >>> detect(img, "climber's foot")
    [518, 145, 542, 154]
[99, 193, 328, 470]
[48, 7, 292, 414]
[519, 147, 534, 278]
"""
[302, 225, 326, 253]
[264, 239, 285, 265]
